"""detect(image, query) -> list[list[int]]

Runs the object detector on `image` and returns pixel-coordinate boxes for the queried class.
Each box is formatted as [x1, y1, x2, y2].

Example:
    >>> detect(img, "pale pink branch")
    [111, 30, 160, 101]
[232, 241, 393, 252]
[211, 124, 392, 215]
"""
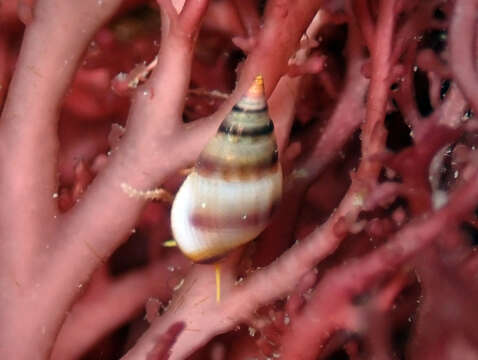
[362, 182, 402, 212]
[287, 54, 326, 77]
[362, 309, 394, 360]
[0, 0, 123, 267]
[0, 0, 124, 358]
[56, 0, 211, 292]
[146, 322, 185, 360]
[391, 1, 439, 65]
[51, 258, 186, 360]
[375, 272, 410, 311]
[208, 0, 325, 122]
[202, 0, 244, 36]
[270, 8, 328, 154]
[392, 42, 422, 129]
[437, 82, 468, 129]
[0, 34, 8, 108]
[359, 0, 398, 178]
[449, 0, 478, 114]
[17, 0, 36, 25]
[122, 251, 245, 360]
[417, 49, 451, 78]
[231, 0, 261, 37]
[232, 0, 323, 98]
[428, 71, 443, 109]
[353, 0, 376, 52]
[268, 76, 301, 155]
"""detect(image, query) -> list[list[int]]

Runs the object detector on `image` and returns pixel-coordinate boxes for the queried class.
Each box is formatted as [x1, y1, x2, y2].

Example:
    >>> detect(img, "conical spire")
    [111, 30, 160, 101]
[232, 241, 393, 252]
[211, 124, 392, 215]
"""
[235, 75, 267, 111]
[246, 74, 264, 97]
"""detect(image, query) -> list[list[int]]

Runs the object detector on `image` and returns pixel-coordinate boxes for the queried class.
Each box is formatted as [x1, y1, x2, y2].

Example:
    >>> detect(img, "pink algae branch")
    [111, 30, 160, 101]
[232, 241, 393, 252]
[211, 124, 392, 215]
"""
[2, 0, 478, 360]
[146, 322, 185, 360]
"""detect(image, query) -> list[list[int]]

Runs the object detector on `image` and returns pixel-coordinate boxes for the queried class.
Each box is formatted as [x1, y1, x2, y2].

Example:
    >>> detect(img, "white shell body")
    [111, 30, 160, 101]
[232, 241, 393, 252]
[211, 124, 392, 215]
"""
[171, 167, 282, 262]
[171, 76, 283, 262]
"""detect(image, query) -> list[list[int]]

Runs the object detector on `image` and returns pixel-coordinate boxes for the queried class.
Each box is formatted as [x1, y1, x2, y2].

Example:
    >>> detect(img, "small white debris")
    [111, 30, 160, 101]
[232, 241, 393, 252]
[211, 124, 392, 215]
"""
[291, 168, 309, 179]
[173, 278, 184, 291]
[234, 277, 244, 285]
[352, 192, 364, 207]
[248, 326, 256, 337]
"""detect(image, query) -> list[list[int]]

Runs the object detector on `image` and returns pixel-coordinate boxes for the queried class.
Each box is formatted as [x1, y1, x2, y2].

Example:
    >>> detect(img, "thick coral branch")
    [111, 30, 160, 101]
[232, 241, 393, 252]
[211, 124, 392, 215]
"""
[359, 0, 397, 178]
[449, 0, 478, 114]
[146, 322, 185, 360]
[0, 0, 123, 358]
[56, 0, 210, 296]
[353, 0, 375, 51]
[0, 0, 123, 273]
[51, 258, 185, 360]
[231, 0, 261, 37]
[232, 0, 323, 99]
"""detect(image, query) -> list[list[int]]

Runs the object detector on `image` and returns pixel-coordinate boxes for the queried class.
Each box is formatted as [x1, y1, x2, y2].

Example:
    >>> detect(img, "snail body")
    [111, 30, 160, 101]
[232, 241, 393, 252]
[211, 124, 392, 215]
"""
[171, 76, 282, 263]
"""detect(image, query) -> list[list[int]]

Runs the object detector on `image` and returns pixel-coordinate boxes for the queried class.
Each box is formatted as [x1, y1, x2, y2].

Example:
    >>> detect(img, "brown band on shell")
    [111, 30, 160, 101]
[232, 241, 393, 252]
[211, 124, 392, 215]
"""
[218, 120, 274, 137]
[232, 105, 268, 113]
[190, 198, 280, 230]
[196, 149, 279, 181]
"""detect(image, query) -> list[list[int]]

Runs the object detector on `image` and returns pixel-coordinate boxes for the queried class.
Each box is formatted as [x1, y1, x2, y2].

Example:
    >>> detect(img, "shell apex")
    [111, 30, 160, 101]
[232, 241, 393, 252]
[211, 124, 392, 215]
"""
[236, 74, 267, 111]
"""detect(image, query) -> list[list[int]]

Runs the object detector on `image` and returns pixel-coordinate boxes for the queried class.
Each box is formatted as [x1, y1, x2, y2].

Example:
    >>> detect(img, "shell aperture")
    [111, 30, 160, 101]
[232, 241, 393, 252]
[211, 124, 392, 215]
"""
[171, 75, 283, 263]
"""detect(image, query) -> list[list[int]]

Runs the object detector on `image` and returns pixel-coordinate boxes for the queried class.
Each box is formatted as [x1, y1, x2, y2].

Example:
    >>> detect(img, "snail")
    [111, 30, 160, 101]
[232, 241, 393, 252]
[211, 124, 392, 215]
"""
[170, 75, 282, 298]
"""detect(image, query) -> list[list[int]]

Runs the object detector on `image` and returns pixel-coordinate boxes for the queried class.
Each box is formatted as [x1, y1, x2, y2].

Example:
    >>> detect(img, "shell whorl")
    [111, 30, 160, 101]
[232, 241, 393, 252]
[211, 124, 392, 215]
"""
[171, 75, 282, 263]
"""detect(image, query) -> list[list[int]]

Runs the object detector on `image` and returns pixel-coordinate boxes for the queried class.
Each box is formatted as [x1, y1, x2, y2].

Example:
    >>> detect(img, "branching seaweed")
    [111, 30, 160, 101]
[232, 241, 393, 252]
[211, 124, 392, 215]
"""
[1, 0, 478, 359]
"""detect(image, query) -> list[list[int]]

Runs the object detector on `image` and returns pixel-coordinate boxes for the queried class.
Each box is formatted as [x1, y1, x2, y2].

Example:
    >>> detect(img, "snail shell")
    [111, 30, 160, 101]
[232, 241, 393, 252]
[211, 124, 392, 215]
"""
[171, 75, 283, 263]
